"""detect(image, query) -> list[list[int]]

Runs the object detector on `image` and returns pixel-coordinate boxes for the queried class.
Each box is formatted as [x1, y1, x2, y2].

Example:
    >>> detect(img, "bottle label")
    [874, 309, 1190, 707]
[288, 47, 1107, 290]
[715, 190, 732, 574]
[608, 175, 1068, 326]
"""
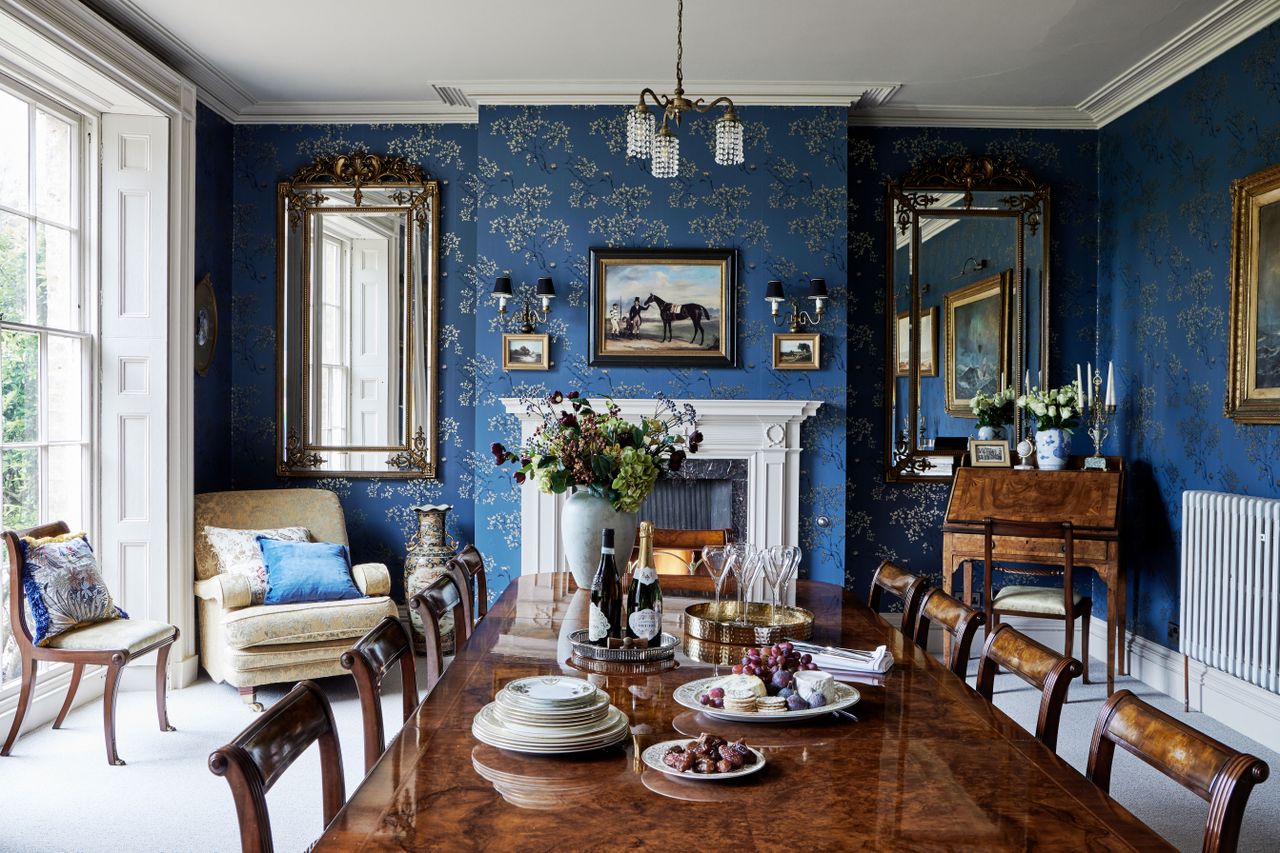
[633, 566, 658, 585]
[628, 607, 660, 640]
[588, 602, 611, 641]
[601, 546, 615, 555]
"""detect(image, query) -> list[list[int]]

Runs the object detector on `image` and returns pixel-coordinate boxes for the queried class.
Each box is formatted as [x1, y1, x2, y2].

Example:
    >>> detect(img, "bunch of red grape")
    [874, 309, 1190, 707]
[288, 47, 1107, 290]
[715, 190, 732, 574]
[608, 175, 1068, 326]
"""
[732, 642, 816, 688]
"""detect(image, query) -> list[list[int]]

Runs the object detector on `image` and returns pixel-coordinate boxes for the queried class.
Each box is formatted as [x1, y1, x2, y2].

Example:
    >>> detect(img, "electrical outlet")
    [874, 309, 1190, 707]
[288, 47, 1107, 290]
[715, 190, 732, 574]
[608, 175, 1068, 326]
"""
[1168, 621, 1180, 644]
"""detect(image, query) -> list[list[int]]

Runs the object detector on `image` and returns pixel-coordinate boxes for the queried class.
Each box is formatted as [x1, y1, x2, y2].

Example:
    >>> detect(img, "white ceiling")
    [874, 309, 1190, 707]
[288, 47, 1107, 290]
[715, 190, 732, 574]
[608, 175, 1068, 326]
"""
[83, 0, 1280, 126]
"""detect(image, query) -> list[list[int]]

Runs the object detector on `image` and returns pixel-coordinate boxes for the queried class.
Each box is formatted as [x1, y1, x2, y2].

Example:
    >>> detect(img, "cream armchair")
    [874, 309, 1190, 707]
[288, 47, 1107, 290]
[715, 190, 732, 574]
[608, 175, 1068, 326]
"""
[194, 489, 398, 710]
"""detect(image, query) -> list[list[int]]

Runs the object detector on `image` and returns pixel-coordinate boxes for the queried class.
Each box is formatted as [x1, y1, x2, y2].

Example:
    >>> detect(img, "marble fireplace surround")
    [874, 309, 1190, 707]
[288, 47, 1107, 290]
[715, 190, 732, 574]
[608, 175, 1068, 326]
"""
[500, 398, 821, 576]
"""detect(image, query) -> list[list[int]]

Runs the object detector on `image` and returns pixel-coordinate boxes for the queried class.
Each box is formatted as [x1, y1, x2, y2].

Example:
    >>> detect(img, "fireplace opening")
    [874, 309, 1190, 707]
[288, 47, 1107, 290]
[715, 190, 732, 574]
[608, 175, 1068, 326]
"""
[639, 458, 747, 543]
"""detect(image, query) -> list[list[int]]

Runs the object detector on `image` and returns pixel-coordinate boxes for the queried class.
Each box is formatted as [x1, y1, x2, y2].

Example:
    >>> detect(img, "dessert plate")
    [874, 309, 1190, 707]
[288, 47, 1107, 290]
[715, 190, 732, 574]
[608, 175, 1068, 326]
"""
[673, 676, 860, 723]
[495, 688, 609, 718]
[500, 676, 598, 707]
[641, 739, 767, 781]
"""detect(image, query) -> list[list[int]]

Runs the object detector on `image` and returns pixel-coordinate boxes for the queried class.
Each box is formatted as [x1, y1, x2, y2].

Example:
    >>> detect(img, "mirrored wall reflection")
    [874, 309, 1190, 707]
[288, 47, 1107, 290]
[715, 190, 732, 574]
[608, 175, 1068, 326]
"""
[885, 159, 1050, 482]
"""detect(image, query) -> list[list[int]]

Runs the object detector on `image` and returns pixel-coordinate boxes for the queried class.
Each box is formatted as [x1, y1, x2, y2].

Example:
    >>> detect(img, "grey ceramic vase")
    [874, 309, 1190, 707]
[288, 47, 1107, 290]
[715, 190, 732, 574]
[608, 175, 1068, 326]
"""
[561, 490, 638, 589]
[404, 504, 456, 654]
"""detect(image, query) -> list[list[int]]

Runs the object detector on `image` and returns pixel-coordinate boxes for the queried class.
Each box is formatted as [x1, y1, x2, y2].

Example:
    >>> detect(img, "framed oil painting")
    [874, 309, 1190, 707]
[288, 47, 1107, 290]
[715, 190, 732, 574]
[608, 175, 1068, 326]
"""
[773, 332, 820, 370]
[502, 333, 549, 371]
[1227, 163, 1280, 422]
[944, 270, 1010, 417]
[895, 306, 937, 377]
[588, 247, 737, 367]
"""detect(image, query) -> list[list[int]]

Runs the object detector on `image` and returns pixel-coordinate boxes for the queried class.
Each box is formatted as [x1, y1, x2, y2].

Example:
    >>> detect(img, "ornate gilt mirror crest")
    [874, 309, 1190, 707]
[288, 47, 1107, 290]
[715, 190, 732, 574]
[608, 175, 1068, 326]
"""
[884, 155, 1050, 482]
[277, 151, 440, 478]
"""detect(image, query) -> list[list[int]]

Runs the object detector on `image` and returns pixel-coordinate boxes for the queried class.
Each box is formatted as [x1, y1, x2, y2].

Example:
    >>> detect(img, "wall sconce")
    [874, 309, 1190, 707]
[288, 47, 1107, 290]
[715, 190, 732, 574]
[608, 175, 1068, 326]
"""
[493, 275, 556, 333]
[765, 278, 828, 332]
[953, 257, 989, 278]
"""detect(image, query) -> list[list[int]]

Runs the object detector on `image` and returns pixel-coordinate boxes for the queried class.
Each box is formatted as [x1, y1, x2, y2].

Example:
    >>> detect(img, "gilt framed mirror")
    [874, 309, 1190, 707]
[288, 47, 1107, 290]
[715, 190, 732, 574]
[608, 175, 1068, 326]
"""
[884, 156, 1050, 482]
[276, 151, 440, 478]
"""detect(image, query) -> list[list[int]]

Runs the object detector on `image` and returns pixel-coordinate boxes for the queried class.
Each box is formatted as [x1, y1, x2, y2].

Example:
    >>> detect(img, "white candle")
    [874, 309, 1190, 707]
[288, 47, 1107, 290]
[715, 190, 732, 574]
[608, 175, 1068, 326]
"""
[1086, 363, 1093, 406]
[1106, 361, 1115, 406]
[1001, 372, 1006, 390]
[1025, 370, 1030, 390]
[1076, 364, 1083, 396]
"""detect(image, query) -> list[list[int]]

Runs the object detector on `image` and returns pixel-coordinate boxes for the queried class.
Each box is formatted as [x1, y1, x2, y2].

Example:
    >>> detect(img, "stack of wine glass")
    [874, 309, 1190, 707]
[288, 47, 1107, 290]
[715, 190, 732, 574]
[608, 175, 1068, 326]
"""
[701, 543, 803, 625]
[471, 675, 628, 754]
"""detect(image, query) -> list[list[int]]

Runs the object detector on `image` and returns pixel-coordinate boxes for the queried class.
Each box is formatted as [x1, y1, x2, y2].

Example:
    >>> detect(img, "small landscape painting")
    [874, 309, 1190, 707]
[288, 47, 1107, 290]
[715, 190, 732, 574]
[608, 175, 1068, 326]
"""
[944, 270, 1009, 417]
[502, 333, 549, 371]
[773, 332, 820, 370]
[589, 248, 736, 366]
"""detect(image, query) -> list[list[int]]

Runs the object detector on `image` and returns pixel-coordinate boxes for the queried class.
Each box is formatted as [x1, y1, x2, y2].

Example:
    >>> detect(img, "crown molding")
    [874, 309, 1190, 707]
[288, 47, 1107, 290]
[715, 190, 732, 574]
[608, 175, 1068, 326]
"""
[442, 79, 895, 108]
[236, 101, 477, 125]
[1078, 0, 1280, 126]
[848, 104, 1097, 130]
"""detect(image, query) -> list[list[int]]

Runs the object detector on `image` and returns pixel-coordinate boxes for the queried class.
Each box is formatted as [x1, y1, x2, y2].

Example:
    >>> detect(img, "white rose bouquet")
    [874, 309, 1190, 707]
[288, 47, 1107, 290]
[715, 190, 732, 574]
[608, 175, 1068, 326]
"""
[1016, 382, 1082, 431]
[970, 386, 1016, 429]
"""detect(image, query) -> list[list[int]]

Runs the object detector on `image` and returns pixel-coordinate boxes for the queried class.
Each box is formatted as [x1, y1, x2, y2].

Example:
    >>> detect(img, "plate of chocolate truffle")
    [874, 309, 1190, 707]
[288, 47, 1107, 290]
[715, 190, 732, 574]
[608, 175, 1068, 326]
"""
[642, 734, 766, 781]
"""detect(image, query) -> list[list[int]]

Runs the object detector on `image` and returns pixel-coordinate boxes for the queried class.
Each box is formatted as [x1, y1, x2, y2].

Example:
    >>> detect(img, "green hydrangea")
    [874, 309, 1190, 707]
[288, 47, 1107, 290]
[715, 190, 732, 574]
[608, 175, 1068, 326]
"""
[611, 447, 659, 512]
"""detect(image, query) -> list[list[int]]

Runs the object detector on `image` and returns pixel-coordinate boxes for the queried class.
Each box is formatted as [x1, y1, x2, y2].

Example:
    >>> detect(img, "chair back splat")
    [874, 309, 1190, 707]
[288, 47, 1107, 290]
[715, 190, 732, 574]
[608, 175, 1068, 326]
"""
[867, 560, 927, 637]
[976, 623, 1082, 751]
[340, 616, 418, 773]
[914, 588, 985, 677]
[410, 573, 468, 692]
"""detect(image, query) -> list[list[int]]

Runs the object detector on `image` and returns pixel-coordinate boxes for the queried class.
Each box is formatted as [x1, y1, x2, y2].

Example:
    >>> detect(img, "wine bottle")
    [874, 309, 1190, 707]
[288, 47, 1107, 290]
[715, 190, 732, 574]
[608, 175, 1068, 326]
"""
[589, 528, 623, 646]
[626, 521, 663, 642]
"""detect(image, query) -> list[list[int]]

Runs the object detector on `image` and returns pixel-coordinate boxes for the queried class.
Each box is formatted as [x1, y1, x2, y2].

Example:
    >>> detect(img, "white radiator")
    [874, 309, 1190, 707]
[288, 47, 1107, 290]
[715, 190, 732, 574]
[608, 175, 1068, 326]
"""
[1181, 490, 1280, 694]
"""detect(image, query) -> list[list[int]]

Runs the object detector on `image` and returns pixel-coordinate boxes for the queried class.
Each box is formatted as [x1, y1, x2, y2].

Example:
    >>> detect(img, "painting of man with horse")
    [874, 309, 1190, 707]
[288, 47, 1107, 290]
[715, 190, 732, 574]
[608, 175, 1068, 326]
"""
[589, 248, 737, 367]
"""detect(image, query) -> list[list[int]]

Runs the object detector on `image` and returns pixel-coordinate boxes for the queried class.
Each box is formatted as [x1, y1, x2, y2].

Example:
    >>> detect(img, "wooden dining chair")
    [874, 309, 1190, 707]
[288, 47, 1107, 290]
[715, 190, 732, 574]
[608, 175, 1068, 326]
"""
[208, 680, 345, 853]
[1087, 689, 1269, 853]
[445, 543, 488, 633]
[867, 560, 927, 636]
[982, 517, 1092, 683]
[914, 588, 985, 677]
[340, 616, 418, 774]
[409, 573, 469, 692]
[975, 623, 1083, 751]
[641, 527, 731, 575]
[2, 523, 179, 765]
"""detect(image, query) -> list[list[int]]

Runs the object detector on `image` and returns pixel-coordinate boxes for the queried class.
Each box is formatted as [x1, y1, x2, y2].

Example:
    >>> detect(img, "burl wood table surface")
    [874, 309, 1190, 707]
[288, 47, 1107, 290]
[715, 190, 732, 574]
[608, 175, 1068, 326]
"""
[315, 574, 1172, 852]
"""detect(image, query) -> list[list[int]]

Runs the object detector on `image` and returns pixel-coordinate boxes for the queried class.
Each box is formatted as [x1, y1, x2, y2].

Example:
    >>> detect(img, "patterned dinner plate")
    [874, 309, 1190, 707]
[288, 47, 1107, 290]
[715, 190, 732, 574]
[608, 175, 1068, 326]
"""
[673, 676, 860, 723]
[641, 739, 767, 781]
[474, 704, 628, 744]
[495, 686, 610, 717]
[472, 705, 629, 754]
[498, 676, 600, 708]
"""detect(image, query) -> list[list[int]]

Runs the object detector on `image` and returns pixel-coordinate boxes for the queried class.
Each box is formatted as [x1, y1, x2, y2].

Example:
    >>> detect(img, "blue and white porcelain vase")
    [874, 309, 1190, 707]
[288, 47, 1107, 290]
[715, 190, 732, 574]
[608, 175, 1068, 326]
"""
[977, 426, 1004, 441]
[1034, 428, 1071, 470]
[561, 489, 638, 589]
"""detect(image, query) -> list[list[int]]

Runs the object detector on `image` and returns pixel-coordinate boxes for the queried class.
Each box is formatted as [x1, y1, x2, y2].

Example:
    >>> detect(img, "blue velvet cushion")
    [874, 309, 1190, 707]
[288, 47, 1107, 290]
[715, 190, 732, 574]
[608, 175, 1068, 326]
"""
[256, 538, 363, 605]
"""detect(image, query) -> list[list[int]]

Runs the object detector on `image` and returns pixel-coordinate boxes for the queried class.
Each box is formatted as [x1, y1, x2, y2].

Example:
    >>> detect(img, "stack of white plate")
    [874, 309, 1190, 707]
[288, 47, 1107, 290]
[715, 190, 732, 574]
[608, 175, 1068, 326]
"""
[472, 675, 629, 755]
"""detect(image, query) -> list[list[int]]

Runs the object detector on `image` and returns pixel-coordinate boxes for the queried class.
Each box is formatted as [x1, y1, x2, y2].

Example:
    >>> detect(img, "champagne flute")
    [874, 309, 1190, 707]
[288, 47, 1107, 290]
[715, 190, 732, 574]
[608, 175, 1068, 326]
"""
[725, 543, 749, 625]
[776, 545, 801, 606]
[702, 546, 731, 620]
[736, 545, 764, 626]
[758, 547, 781, 623]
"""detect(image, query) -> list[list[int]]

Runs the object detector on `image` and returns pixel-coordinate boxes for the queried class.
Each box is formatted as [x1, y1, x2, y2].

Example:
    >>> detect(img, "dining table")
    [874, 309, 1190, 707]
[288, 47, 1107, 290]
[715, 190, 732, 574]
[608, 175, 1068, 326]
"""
[314, 573, 1174, 852]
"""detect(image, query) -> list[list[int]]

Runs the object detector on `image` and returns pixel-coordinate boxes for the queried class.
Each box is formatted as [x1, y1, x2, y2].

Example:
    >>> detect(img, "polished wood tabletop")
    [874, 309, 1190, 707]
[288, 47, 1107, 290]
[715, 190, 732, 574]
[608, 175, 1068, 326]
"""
[315, 574, 1173, 852]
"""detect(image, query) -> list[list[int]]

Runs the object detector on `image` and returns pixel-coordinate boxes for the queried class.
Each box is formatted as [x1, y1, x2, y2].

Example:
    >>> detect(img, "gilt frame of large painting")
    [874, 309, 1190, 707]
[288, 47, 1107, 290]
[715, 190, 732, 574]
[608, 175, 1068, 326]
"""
[588, 247, 737, 367]
[1228, 163, 1280, 422]
[943, 270, 1010, 417]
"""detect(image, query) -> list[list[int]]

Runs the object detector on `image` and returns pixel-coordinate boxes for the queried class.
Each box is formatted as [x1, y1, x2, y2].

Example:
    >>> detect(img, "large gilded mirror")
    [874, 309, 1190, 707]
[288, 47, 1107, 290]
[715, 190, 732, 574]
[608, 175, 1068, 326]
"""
[276, 151, 440, 478]
[885, 156, 1049, 482]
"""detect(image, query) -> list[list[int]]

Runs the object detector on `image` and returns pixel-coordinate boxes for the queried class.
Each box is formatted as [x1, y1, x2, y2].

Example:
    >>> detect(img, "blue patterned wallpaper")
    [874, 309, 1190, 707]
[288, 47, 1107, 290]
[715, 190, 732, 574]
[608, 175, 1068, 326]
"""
[1099, 21, 1280, 647]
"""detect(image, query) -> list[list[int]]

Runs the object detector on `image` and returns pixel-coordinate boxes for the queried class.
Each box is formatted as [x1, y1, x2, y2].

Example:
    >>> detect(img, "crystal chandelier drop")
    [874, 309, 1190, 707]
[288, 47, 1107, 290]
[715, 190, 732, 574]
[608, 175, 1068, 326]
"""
[625, 0, 744, 178]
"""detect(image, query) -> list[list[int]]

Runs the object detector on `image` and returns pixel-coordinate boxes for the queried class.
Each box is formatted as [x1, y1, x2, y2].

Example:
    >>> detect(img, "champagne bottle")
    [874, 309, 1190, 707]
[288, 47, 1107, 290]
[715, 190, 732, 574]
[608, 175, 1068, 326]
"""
[626, 521, 663, 642]
[589, 528, 623, 646]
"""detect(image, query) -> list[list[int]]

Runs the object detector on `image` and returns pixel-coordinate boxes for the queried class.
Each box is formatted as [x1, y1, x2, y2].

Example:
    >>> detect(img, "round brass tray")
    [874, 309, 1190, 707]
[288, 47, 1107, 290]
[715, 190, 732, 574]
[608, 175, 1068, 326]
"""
[683, 602, 814, 645]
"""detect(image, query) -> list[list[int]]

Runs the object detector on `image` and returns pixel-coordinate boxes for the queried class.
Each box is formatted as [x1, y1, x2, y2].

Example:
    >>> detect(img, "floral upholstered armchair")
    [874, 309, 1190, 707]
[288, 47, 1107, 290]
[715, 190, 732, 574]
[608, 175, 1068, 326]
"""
[194, 489, 397, 710]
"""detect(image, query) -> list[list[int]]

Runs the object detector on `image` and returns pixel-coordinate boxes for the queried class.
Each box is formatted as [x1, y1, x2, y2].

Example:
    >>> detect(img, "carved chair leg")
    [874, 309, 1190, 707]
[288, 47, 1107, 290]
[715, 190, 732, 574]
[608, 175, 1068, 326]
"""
[103, 655, 126, 766]
[1080, 607, 1092, 684]
[54, 663, 85, 729]
[155, 640, 175, 732]
[1, 658, 38, 756]
[239, 686, 264, 713]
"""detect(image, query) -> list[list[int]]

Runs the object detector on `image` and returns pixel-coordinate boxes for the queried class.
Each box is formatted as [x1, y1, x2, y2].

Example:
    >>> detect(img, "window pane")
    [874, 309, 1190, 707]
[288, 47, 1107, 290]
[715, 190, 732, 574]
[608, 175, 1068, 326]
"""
[34, 110, 71, 224]
[0, 212, 28, 322]
[47, 335, 81, 442]
[35, 223, 74, 329]
[1, 330, 38, 442]
[46, 444, 83, 529]
[0, 90, 27, 211]
[1, 447, 38, 530]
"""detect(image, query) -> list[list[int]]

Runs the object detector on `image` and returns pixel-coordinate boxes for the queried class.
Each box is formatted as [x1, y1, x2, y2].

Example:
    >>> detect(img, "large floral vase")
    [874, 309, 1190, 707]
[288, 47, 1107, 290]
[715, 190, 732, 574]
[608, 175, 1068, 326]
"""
[1034, 429, 1071, 471]
[561, 490, 638, 589]
[404, 504, 457, 654]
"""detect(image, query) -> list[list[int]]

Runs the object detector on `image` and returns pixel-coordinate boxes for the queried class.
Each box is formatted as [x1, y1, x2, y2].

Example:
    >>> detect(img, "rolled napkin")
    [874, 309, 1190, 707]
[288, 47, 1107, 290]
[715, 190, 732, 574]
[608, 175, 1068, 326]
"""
[810, 644, 894, 676]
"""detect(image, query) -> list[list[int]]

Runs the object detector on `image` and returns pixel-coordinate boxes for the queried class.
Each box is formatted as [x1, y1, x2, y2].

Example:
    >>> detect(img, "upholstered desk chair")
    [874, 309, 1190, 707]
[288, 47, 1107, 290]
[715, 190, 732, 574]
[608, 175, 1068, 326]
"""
[194, 489, 398, 710]
[2, 522, 178, 765]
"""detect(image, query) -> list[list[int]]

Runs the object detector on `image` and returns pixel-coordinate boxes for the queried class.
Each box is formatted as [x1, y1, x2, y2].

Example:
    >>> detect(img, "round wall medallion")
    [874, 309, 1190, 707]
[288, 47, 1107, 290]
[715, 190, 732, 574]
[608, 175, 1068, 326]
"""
[194, 274, 218, 376]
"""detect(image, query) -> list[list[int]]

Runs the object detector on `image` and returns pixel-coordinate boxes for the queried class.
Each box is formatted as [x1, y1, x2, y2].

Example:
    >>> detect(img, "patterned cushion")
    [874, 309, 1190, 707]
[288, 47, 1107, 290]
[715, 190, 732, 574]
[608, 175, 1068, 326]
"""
[204, 526, 310, 606]
[220, 596, 398, 650]
[19, 532, 126, 647]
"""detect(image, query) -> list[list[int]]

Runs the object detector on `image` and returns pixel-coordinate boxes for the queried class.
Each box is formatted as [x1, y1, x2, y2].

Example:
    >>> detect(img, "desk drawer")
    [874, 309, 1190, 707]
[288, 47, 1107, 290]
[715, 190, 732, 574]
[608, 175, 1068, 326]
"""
[949, 533, 1109, 563]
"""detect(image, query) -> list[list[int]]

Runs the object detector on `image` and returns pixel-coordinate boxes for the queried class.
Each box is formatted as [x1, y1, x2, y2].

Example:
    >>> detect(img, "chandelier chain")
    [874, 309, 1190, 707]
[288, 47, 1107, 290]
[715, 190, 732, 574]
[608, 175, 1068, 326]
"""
[675, 0, 684, 94]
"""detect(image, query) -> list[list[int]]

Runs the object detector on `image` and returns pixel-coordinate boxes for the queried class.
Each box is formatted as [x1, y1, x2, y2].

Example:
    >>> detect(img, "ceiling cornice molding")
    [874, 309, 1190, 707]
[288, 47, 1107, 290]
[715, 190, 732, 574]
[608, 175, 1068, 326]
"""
[443, 79, 897, 108]
[236, 101, 478, 125]
[848, 105, 1097, 130]
[1078, 0, 1280, 126]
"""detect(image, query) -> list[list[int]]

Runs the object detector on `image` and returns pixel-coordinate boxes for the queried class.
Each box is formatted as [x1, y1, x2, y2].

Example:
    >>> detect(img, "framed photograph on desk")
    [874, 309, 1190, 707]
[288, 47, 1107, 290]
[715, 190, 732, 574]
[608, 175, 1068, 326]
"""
[968, 439, 1011, 467]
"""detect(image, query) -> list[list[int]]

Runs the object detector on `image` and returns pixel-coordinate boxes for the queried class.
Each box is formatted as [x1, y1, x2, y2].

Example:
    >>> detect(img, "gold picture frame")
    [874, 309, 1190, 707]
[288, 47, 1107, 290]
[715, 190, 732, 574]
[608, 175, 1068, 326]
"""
[1227, 162, 1280, 422]
[968, 439, 1011, 467]
[944, 270, 1010, 417]
[773, 332, 820, 370]
[503, 333, 550, 371]
[895, 306, 938, 377]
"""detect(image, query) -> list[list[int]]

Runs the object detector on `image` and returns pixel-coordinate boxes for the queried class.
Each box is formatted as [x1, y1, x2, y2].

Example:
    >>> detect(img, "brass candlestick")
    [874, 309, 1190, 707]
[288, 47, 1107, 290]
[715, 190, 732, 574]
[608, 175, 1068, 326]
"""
[1084, 371, 1116, 471]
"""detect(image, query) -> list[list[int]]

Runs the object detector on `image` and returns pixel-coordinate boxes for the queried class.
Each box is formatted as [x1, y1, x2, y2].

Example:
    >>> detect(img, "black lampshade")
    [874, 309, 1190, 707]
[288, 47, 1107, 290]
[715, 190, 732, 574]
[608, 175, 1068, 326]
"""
[536, 277, 556, 297]
[808, 278, 828, 298]
[764, 280, 785, 301]
[493, 276, 513, 296]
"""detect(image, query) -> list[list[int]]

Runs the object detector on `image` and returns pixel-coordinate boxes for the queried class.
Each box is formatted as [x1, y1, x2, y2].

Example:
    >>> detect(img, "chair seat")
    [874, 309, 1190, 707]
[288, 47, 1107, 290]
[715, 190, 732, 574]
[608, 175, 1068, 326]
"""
[45, 618, 176, 655]
[993, 585, 1084, 616]
[221, 595, 398, 650]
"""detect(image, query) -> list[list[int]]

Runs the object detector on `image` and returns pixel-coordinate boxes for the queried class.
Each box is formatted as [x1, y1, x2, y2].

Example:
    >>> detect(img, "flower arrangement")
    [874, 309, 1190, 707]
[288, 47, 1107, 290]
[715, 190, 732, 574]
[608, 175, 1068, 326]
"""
[970, 387, 1016, 429]
[491, 392, 702, 513]
[1017, 382, 1083, 431]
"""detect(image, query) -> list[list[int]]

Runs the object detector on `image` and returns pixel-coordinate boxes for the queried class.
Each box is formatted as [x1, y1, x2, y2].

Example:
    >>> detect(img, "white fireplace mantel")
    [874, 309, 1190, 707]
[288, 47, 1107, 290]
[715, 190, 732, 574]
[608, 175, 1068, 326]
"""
[500, 398, 821, 575]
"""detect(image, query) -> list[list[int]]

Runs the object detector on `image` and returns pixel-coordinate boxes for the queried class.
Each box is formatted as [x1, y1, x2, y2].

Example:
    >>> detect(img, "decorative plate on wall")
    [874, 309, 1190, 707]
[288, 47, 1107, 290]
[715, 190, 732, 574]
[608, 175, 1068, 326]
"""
[194, 274, 218, 376]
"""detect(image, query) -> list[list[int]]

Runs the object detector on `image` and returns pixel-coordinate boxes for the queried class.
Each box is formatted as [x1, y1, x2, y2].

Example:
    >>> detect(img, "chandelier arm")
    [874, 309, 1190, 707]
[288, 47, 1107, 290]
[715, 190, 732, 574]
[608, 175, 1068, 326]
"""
[638, 88, 667, 110]
[697, 96, 737, 113]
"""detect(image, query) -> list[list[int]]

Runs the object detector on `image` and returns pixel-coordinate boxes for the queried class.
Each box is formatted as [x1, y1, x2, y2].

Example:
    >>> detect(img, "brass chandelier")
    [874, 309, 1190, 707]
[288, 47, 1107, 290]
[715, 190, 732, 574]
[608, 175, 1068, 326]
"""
[625, 0, 744, 178]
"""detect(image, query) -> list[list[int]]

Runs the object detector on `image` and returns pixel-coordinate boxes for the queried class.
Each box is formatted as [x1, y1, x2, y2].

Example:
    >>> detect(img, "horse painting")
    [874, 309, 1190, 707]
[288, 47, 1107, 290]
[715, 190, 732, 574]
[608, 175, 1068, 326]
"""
[643, 293, 711, 344]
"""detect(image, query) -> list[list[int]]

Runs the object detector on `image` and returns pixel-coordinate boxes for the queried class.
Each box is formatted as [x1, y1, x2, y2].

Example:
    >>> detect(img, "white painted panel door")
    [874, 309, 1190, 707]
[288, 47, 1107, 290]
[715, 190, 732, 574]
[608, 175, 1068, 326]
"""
[349, 237, 389, 457]
[100, 113, 168, 622]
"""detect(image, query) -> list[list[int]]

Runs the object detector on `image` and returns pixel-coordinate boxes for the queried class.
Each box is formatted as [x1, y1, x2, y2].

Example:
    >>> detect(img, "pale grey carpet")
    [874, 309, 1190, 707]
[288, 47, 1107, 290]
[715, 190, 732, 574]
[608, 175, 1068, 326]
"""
[0, 660, 1277, 852]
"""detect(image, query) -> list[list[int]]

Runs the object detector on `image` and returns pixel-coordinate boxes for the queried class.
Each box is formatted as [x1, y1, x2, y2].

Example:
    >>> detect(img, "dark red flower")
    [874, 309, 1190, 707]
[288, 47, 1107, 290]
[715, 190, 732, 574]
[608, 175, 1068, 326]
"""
[566, 391, 580, 399]
[549, 390, 564, 404]
[669, 450, 686, 471]
[490, 442, 506, 465]
[688, 430, 704, 452]
[559, 412, 578, 429]
[514, 471, 526, 484]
